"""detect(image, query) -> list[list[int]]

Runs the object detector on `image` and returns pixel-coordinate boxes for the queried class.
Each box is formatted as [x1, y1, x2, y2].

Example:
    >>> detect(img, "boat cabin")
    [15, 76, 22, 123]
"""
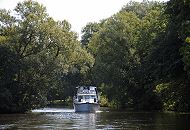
[74, 86, 98, 104]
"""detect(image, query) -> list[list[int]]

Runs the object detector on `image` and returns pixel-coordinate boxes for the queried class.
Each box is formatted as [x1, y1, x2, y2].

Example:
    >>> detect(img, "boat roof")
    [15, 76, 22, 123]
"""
[76, 86, 97, 95]
[77, 93, 97, 96]
[77, 86, 97, 89]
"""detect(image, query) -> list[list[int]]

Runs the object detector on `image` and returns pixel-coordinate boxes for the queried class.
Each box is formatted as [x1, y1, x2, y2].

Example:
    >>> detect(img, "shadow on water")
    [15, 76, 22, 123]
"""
[0, 107, 190, 130]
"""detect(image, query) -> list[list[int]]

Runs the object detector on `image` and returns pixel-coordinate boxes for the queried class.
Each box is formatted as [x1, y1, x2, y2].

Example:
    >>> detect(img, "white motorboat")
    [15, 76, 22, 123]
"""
[73, 86, 100, 112]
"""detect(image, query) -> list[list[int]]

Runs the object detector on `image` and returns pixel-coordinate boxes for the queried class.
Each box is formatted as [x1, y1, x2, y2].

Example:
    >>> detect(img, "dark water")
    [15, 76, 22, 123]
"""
[0, 108, 190, 130]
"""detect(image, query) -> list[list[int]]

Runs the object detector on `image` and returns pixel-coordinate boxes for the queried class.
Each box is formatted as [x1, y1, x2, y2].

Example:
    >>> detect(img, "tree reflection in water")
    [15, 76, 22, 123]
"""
[0, 108, 190, 130]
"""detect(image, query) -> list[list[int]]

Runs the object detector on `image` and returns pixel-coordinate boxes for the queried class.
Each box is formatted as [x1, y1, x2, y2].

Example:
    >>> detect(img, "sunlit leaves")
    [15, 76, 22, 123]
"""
[81, 22, 100, 46]
[0, 0, 94, 112]
[185, 37, 190, 43]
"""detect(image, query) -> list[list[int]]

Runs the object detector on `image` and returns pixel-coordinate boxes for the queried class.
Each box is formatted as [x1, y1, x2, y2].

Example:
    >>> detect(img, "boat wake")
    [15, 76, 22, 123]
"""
[96, 110, 103, 113]
[31, 108, 74, 113]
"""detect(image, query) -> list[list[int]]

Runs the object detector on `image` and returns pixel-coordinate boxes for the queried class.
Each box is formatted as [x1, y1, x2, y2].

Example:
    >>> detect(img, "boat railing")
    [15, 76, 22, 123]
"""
[74, 95, 98, 103]
[77, 89, 96, 94]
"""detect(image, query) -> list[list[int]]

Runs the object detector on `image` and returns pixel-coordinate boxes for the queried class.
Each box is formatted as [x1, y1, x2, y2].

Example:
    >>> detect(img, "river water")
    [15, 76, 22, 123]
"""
[0, 107, 190, 130]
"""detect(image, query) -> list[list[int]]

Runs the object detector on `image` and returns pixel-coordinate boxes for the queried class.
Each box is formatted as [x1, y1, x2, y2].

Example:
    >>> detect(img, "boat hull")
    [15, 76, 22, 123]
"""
[74, 102, 99, 112]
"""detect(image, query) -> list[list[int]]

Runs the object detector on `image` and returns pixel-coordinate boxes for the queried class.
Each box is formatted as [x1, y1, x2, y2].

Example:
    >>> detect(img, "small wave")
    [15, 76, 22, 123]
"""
[96, 110, 104, 113]
[0, 124, 17, 129]
[31, 108, 74, 113]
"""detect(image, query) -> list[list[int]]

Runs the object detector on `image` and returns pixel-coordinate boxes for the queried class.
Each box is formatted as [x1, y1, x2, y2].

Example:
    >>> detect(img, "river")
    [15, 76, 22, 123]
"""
[0, 107, 190, 130]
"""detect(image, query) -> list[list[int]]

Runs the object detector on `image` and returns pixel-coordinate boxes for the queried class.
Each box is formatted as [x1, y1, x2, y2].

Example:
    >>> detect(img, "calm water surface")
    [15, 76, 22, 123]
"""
[0, 107, 190, 130]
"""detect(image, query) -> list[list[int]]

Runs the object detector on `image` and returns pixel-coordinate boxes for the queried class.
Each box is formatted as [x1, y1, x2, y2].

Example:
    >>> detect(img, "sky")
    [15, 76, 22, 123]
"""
[0, 0, 169, 37]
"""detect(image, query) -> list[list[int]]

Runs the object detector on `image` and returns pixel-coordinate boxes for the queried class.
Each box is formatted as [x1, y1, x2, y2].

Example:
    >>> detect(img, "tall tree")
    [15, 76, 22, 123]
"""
[86, 1, 168, 109]
[0, 1, 94, 113]
[81, 22, 100, 46]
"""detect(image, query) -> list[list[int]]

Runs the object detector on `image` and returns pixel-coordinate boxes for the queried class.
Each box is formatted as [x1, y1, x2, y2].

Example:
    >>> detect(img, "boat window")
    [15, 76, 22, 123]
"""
[78, 96, 83, 100]
[83, 89, 89, 93]
[85, 95, 90, 99]
[91, 95, 95, 98]
[90, 90, 95, 93]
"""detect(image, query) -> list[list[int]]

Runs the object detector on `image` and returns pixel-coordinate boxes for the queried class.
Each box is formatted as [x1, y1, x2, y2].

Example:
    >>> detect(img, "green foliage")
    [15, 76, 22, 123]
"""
[99, 94, 109, 107]
[185, 37, 190, 44]
[0, 1, 94, 113]
[1, 0, 190, 113]
[180, 45, 190, 77]
[81, 0, 190, 112]
[155, 83, 178, 111]
[121, 0, 163, 19]
[85, 1, 167, 110]
[155, 80, 190, 111]
[81, 22, 101, 46]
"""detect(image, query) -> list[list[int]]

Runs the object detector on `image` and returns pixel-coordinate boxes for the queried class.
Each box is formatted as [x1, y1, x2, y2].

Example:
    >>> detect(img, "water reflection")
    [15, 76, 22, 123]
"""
[32, 108, 97, 129]
[0, 108, 190, 130]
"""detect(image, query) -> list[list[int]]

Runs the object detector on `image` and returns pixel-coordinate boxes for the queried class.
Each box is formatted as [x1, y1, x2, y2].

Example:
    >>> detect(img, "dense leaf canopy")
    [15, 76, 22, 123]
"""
[0, 1, 94, 113]
[1, 0, 190, 113]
